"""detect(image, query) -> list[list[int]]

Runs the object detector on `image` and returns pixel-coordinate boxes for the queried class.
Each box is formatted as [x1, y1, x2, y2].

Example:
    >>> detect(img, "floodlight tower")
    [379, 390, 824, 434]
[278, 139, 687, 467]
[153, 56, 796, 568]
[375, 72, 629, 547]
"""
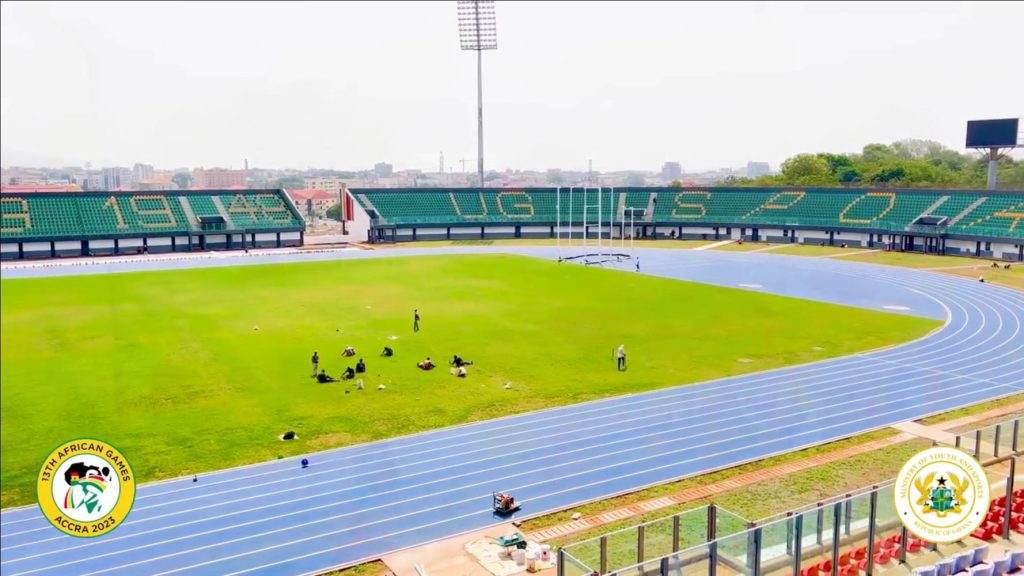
[457, 0, 497, 189]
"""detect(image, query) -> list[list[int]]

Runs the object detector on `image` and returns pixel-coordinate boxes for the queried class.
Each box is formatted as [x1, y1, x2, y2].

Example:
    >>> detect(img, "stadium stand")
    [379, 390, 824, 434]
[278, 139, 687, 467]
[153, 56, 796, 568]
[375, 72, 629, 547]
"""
[352, 187, 1024, 260]
[1, 190, 304, 259]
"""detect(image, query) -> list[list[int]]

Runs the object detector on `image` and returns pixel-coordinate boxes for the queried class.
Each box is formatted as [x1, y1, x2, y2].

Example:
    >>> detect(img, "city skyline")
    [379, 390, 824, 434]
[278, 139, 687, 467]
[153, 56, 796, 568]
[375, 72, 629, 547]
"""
[2, 1, 1022, 171]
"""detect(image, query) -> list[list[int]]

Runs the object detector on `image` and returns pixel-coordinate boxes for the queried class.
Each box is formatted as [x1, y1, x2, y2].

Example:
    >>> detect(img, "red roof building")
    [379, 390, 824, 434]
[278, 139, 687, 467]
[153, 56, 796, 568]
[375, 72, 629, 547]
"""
[0, 183, 83, 194]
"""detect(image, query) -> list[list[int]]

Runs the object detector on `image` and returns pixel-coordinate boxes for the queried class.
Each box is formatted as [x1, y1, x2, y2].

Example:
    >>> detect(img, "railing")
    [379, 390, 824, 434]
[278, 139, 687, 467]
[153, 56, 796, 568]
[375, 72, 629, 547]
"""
[947, 417, 1022, 462]
[557, 416, 1023, 576]
[559, 505, 749, 575]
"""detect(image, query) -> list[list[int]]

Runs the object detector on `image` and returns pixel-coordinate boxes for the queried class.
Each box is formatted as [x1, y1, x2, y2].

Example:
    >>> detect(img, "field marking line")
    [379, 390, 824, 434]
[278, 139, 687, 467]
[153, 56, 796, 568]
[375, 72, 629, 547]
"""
[0, 255, 1007, 532]
[924, 264, 990, 271]
[119, 382, 1015, 576]
[692, 240, 734, 251]
[0, 250, 1011, 532]
[18, 367, 1018, 575]
[856, 350, 1024, 388]
[12, 247, 1019, 573]
[14, 352, 1021, 563]
[750, 244, 789, 253]
[813, 249, 878, 259]
[0, 254, 1007, 541]
[5, 286, 995, 542]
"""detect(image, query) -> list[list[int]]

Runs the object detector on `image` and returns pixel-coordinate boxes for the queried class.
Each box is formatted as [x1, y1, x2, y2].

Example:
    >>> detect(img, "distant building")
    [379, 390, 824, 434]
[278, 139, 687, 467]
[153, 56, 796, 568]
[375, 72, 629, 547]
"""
[747, 162, 771, 178]
[303, 177, 348, 196]
[286, 188, 338, 220]
[151, 171, 176, 186]
[102, 167, 134, 190]
[61, 171, 102, 190]
[133, 163, 154, 183]
[374, 162, 393, 178]
[193, 167, 246, 189]
[137, 181, 175, 191]
[661, 162, 682, 180]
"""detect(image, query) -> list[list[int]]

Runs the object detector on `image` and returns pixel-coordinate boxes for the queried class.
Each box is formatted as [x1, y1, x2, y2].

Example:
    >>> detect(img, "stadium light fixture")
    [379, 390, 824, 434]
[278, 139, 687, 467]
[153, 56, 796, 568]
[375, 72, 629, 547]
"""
[457, 0, 497, 189]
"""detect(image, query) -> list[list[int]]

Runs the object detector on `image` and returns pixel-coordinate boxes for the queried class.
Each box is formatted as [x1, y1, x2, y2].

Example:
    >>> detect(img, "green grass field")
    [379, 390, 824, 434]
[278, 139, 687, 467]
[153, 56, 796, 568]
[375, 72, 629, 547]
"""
[0, 254, 939, 507]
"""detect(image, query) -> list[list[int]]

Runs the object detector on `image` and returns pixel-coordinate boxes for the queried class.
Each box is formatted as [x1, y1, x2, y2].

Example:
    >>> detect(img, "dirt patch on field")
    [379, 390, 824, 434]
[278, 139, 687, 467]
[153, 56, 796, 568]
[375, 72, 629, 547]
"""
[306, 431, 363, 450]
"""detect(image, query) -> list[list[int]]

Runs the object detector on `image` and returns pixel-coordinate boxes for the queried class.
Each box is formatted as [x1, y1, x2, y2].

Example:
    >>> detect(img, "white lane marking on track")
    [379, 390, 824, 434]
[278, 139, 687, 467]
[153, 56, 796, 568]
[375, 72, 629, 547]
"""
[0, 260, 968, 523]
[19, 358, 1024, 575]
[3, 255, 1013, 546]
[4, 249, 1019, 569]
[13, 351, 1022, 565]
[85, 380, 1017, 576]
[2, 256, 1015, 557]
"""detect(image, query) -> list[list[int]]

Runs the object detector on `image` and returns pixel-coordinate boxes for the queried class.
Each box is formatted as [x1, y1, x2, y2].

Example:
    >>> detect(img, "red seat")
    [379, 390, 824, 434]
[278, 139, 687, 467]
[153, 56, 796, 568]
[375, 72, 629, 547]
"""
[840, 565, 858, 576]
[857, 560, 867, 571]
[853, 547, 867, 561]
[972, 526, 993, 540]
[874, 551, 891, 565]
[822, 560, 833, 573]
[800, 566, 820, 576]
[839, 553, 852, 566]
[906, 539, 923, 553]
[879, 537, 894, 550]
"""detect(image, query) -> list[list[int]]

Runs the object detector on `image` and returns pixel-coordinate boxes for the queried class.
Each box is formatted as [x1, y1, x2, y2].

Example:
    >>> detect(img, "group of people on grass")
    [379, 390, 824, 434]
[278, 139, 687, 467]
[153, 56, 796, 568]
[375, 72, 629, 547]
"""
[311, 309, 631, 385]
[310, 309, 477, 384]
[311, 348, 368, 383]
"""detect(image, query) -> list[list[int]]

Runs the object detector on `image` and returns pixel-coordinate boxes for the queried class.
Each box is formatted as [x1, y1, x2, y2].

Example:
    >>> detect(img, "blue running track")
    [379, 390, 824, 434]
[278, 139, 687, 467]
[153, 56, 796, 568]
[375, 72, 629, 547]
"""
[1, 247, 1022, 576]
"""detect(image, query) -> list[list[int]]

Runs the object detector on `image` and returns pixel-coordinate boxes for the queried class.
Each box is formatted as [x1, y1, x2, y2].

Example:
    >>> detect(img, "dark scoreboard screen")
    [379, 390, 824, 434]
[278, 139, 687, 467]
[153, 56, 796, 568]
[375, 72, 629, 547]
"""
[966, 118, 1020, 148]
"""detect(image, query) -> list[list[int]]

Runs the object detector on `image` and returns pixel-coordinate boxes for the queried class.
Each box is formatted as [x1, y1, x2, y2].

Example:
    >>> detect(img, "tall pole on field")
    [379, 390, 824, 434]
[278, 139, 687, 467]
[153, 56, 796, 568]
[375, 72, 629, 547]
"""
[457, 1, 497, 189]
[556, 187, 561, 258]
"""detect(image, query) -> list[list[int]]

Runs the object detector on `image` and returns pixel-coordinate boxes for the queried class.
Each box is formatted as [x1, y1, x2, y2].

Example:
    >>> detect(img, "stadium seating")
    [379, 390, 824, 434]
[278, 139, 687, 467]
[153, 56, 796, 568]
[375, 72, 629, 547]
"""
[779, 487, 1024, 576]
[352, 188, 1024, 241]
[1, 190, 303, 241]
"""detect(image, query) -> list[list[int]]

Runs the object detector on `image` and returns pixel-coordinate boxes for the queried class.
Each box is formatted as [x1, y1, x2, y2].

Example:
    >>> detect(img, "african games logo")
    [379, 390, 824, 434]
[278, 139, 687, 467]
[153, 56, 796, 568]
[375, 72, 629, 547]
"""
[895, 446, 989, 544]
[37, 439, 136, 538]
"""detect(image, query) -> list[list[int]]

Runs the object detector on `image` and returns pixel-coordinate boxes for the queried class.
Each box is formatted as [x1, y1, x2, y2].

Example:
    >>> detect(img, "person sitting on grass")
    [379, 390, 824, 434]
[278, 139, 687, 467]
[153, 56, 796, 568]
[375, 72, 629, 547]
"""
[457, 365, 468, 378]
[417, 357, 435, 370]
[343, 346, 356, 357]
[381, 346, 394, 357]
[342, 366, 356, 380]
[316, 370, 336, 383]
[356, 359, 366, 374]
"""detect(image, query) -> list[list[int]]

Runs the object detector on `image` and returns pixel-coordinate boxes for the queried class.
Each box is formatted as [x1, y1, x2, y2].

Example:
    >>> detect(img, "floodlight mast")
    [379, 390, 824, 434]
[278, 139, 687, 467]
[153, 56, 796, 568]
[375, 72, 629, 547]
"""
[457, 0, 497, 189]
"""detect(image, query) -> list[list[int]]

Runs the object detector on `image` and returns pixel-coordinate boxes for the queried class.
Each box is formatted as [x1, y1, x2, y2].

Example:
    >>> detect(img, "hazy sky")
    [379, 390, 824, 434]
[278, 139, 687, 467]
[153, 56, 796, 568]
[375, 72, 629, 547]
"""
[2, 1, 1022, 172]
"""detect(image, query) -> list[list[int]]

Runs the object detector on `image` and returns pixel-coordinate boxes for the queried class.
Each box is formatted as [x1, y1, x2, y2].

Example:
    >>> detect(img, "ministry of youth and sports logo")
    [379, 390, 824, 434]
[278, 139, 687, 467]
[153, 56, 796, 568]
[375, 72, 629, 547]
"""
[37, 439, 136, 538]
[895, 446, 990, 544]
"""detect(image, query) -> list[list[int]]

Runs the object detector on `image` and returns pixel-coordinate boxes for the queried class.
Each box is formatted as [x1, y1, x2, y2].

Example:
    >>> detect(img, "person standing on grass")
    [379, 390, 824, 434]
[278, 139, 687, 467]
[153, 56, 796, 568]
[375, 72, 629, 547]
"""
[413, 309, 420, 332]
[635, 258, 640, 272]
[617, 344, 626, 371]
[311, 351, 319, 377]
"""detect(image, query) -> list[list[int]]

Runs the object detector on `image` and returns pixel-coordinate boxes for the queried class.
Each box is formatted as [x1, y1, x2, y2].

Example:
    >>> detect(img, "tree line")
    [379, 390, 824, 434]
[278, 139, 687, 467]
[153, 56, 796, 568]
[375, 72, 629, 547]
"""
[716, 139, 1024, 190]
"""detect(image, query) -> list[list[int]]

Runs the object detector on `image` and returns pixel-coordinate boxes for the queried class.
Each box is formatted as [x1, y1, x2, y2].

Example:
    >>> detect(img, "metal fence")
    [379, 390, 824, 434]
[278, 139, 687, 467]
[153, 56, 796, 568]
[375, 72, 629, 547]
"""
[560, 505, 750, 576]
[946, 418, 1022, 461]
[558, 416, 1023, 576]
